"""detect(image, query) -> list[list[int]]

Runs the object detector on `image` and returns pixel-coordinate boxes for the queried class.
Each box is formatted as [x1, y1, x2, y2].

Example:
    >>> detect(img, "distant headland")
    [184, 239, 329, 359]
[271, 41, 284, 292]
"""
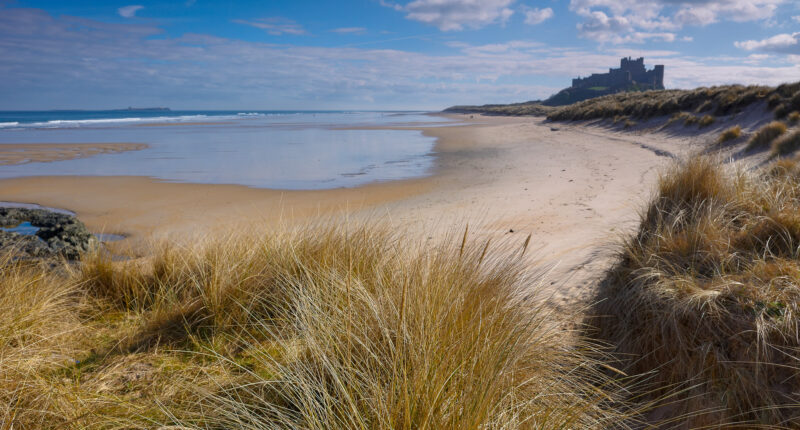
[111, 107, 171, 112]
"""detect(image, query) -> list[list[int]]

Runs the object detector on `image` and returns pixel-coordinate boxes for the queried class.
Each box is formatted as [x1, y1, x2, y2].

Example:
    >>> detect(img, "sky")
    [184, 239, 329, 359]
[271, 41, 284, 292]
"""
[1, 0, 799, 110]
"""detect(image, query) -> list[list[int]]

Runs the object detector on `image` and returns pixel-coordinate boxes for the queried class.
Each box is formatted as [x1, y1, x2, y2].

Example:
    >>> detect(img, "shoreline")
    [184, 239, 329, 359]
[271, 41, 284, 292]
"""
[0, 115, 484, 247]
[0, 114, 702, 309]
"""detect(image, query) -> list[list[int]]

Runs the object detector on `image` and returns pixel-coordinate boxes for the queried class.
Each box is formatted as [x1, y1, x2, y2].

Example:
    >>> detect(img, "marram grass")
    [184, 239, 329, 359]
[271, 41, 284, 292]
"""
[0, 223, 628, 429]
[587, 156, 800, 427]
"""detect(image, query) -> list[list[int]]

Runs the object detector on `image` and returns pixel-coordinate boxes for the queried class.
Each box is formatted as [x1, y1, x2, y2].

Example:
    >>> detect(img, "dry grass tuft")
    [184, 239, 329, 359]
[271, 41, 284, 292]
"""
[772, 130, 800, 157]
[698, 114, 715, 127]
[717, 125, 742, 144]
[181, 227, 628, 429]
[587, 156, 800, 427]
[746, 121, 787, 151]
[0, 258, 87, 428]
[1, 224, 628, 429]
[789, 111, 800, 124]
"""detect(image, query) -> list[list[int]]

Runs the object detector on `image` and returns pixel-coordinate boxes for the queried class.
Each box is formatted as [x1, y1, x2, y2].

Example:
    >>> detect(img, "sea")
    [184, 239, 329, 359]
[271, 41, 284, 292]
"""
[0, 110, 453, 189]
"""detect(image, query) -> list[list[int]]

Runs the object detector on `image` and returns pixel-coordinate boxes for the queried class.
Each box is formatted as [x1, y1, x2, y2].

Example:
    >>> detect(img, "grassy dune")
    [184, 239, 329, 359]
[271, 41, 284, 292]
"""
[445, 82, 800, 127]
[547, 84, 784, 121]
[443, 101, 555, 117]
[588, 157, 800, 427]
[0, 225, 625, 429]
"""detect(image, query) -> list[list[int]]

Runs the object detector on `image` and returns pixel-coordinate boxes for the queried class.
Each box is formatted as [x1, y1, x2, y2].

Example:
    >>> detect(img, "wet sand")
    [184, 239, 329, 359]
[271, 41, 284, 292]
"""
[0, 143, 147, 165]
[0, 115, 707, 307]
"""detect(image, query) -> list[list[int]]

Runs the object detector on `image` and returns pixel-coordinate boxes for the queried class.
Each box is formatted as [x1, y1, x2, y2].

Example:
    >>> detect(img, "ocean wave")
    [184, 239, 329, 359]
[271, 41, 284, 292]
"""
[0, 115, 213, 129]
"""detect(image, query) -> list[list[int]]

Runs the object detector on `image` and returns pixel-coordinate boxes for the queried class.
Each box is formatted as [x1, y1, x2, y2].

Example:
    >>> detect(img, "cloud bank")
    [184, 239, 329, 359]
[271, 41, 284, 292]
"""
[400, 0, 515, 31]
[0, 7, 798, 110]
[569, 0, 786, 43]
[736, 33, 800, 54]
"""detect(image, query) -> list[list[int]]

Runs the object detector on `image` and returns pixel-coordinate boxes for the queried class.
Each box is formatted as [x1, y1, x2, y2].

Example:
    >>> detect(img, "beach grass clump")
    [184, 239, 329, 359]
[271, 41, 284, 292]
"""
[774, 103, 790, 119]
[667, 111, 692, 126]
[1, 224, 626, 429]
[682, 112, 698, 126]
[0, 258, 87, 428]
[772, 130, 800, 156]
[187, 228, 626, 429]
[788, 111, 800, 124]
[716, 125, 742, 144]
[587, 156, 800, 427]
[746, 121, 787, 151]
[698, 114, 714, 127]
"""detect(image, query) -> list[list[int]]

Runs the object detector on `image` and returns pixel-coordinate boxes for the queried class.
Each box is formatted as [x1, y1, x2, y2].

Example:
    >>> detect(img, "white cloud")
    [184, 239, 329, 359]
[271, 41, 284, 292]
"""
[570, 0, 786, 44]
[399, 0, 515, 31]
[793, 16, 800, 23]
[332, 27, 367, 34]
[232, 17, 306, 36]
[523, 7, 554, 25]
[117, 5, 143, 18]
[1, 8, 799, 110]
[735, 33, 800, 54]
[379, 0, 404, 11]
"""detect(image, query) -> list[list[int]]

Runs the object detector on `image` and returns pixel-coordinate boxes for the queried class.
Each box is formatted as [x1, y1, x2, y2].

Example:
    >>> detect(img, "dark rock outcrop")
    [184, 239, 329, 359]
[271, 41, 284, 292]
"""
[0, 207, 96, 260]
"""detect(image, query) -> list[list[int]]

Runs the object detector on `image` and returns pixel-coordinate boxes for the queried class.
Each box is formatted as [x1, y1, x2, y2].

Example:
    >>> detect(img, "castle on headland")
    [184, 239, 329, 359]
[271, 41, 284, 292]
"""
[540, 57, 666, 106]
[571, 57, 665, 91]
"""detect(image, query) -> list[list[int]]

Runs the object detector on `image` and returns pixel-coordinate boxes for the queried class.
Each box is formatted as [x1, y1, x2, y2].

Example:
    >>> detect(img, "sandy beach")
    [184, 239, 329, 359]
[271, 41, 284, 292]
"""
[0, 115, 707, 306]
[0, 142, 147, 165]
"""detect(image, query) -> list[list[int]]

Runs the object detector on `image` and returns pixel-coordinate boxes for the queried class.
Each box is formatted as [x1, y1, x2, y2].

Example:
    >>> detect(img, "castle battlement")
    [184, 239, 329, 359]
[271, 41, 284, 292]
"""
[571, 57, 664, 91]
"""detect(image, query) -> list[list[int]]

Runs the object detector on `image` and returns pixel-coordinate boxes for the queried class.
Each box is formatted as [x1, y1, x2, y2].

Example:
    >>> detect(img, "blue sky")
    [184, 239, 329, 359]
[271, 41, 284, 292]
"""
[1, 0, 799, 110]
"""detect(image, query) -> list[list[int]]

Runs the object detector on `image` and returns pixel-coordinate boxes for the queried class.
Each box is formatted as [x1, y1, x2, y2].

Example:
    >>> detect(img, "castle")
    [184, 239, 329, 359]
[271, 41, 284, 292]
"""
[571, 57, 664, 91]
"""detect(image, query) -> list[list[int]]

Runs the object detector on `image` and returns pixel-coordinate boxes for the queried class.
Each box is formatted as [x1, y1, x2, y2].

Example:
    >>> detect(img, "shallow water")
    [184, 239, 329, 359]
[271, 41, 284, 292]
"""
[0, 111, 450, 189]
[1, 221, 39, 235]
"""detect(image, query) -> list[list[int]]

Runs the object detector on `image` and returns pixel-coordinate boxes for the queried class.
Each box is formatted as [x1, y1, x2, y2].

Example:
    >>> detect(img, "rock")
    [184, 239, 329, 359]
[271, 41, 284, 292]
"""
[0, 207, 96, 260]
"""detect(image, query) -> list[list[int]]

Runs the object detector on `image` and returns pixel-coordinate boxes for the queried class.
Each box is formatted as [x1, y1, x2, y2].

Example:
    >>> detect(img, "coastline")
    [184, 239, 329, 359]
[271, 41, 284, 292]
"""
[0, 114, 702, 307]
